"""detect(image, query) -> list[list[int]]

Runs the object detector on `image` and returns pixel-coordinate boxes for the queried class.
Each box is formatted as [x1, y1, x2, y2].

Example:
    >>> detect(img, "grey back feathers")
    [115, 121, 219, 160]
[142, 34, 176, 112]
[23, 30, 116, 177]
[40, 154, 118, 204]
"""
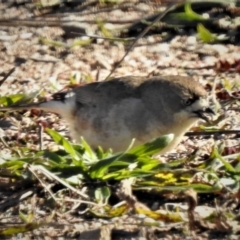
[71, 75, 207, 122]
[72, 75, 207, 107]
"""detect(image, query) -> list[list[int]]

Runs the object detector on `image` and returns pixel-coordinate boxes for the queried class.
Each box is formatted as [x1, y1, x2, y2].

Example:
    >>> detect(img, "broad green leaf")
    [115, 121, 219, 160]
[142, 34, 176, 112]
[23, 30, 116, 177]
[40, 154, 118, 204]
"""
[211, 146, 235, 173]
[96, 19, 113, 38]
[0, 94, 26, 106]
[203, 158, 223, 171]
[219, 177, 238, 189]
[70, 39, 92, 48]
[154, 172, 178, 183]
[135, 183, 221, 193]
[100, 0, 119, 4]
[80, 137, 98, 163]
[42, 151, 66, 164]
[0, 160, 26, 169]
[90, 135, 173, 179]
[49, 166, 88, 180]
[99, 171, 120, 180]
[0, 94, 21, 106]
[90, 154, 140, 179]
[90, 204, 128, 218]
[136, 207, 182, 222]
[170, 2, 206, 22]
[234, 157, 240, 172]
[168, 158, 186, 167]
[82, 73, 93, 83]
[184, 2, 205, 21]
[129, 134, 174, 156]
[0, 91, 41, 107]
[105, 169, 154, 180]
[71, 157, 88, 169]
[39, 37, 66, 48]
[95, 146, 105, 159]
[197, 23, 217, 43]
[199, 125, 221, 131]
[69, 74, 78, 85]
[66, 174, 84, 185]
[95, 186, 111, 204]
[89, 153, 122, 179]
[0, 222, 41, 236]
[0, 212, 53, 235]
[46, 129, 79, 160]
[19, 211, 34, 223]
[222, 78, 233, 91]
[136, 157, 162, 171]
[190, 183, 222, 193]
[19, 211, 29, 223]
[102, 167, 154, 180]
[72, 144, 85, 154]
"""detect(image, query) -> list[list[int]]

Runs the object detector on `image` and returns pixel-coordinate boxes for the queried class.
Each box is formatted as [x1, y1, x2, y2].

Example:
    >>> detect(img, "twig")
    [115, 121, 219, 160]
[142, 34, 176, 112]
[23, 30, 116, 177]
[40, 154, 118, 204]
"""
[38, 123, 43, 151]
[71, 32, 135, 41]
[0, 137, 9, 148]
[29, 58, 58, 63]
[96, 67, 101, 82]
[104, 0, 178, 80]
[55, 197, 99, 206]
[0, 18, 137, 26]
[228, 108, 240, 111]
[185, 130, 240, 136]
[0, 67, 15, 87]
[27, 164, 58, 202]
[30, 165, 89, 199]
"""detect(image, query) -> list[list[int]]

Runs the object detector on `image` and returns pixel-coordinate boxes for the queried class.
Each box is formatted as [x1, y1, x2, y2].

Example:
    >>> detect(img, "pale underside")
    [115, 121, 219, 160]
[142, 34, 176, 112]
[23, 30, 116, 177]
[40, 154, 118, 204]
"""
[63, 98, 198, 154]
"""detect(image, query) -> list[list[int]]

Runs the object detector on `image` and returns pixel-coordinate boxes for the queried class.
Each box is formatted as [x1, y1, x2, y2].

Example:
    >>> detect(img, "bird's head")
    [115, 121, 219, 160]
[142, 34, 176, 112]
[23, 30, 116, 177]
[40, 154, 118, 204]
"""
[169, 76, 215, 124]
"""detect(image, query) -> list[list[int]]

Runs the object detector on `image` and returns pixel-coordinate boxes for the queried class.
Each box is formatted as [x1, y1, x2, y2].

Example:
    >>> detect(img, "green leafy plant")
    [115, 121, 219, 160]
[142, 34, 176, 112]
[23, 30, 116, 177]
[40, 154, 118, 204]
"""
[169, 2, 206, 22]
[197, 23, 217, 43]
[0, 91, 41, 107]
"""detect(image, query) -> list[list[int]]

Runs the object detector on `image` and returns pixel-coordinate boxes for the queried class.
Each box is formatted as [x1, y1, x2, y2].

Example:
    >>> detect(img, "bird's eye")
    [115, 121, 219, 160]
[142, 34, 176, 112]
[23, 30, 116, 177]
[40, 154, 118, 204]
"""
[183, 99, 193, 106]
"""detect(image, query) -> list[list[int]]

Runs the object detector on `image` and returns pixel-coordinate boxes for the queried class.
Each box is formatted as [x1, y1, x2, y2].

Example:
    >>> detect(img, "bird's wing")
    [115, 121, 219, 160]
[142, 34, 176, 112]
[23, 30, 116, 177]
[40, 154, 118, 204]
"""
[0, 76, 171, 112]
[72, 76, 146, 106]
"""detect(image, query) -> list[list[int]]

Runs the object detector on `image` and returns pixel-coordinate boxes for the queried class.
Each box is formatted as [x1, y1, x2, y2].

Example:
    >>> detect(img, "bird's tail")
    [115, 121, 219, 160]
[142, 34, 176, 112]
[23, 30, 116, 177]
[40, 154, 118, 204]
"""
[0, 102, 42, 111]
[0, 99, 73, 116]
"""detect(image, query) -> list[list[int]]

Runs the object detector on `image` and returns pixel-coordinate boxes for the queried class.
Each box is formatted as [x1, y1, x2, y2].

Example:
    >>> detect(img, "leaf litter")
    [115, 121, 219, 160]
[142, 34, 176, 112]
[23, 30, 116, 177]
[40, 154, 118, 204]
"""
[0, 0, 240, 239]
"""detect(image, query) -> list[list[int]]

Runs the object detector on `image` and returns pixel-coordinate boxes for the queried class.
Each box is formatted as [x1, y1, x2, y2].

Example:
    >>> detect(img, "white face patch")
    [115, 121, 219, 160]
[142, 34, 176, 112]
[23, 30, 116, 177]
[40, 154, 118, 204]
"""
[189, 97, 209, 112]
[39, 93, 76, 117]
[65, 91, 75, 99]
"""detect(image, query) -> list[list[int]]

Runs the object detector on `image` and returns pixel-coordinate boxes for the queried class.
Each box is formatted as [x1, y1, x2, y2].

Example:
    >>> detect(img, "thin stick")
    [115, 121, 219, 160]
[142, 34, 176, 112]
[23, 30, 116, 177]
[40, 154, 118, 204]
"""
[31, 165, 89, 199]
[71, 32, 135, 41]
[0, 67, 15, 87]
[38, 123, 43, 151]
[104, 0, 178, 80]
[185, 130, 240, 136]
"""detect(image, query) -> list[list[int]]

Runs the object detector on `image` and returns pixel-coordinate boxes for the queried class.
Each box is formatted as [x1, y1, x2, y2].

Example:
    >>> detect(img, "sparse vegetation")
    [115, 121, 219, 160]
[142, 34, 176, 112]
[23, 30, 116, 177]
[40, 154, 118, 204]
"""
[0, 0, 240, 239]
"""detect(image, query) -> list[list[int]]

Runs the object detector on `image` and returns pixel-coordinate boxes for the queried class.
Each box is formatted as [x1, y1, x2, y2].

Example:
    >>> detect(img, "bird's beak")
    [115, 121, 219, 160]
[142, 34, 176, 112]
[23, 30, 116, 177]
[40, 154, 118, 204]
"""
[194, 107, 215, 123]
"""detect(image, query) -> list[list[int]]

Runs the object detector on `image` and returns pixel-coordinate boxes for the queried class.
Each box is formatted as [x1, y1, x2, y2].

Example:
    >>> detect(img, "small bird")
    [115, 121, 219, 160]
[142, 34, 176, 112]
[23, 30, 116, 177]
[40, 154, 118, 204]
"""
[0, 75, 214, 153]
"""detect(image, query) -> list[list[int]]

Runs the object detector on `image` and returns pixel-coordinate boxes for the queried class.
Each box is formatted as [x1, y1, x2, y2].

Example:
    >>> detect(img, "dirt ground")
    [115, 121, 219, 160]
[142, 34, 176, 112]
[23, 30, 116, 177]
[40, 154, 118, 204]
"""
[0, 0, 240, 239]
